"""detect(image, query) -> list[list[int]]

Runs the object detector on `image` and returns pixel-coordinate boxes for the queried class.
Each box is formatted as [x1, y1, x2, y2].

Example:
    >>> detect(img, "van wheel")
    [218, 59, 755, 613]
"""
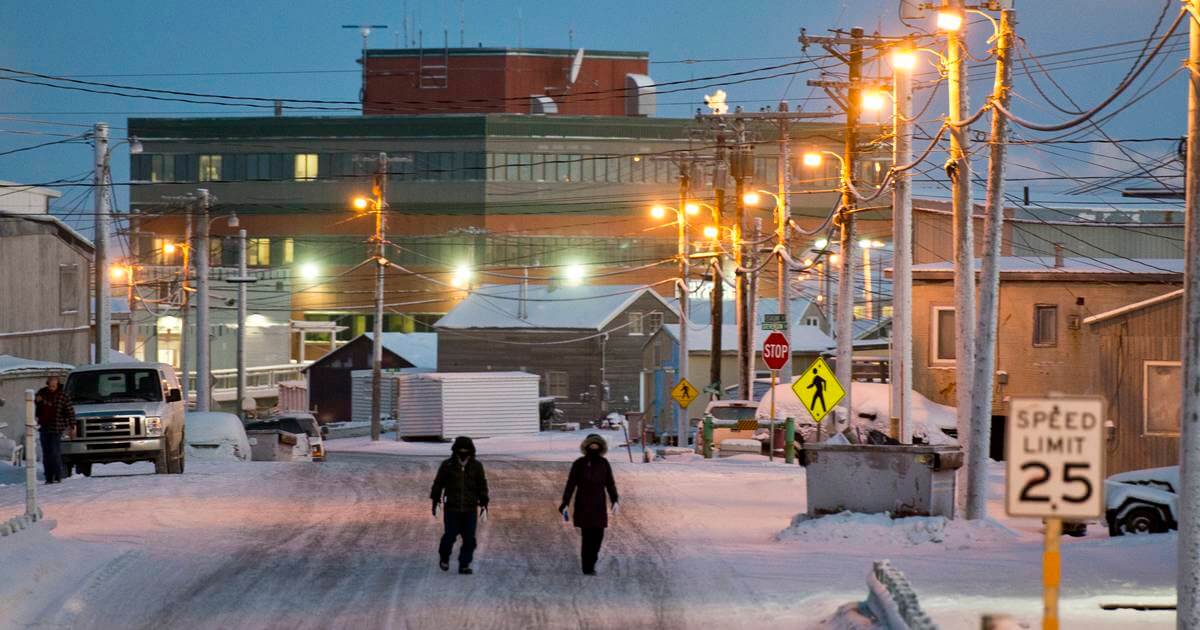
[154, 448, 168, 474]
[77, 463, 92, 477]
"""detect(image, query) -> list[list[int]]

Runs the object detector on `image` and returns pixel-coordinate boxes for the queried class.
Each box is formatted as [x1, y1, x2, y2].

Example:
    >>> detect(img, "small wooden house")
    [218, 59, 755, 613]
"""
[911, 256, 1182, 458]
[436, 284, 678, 423]
[1085, 289, 1183, 475]
[303, 332, 437, 423]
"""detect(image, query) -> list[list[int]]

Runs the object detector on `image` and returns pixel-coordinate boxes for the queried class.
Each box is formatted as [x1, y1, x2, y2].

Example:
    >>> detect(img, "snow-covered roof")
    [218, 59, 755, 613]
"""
[660, 323, 834, 353]
[912, 256, 1184, 275]
[0, 355, 73, 376]
[435, 284, 673, 330]
[0, 210, 92, 251]
[1084, 289, 1184, 326]
[412, 371, 539, 382]
[363, 332, 438, 370]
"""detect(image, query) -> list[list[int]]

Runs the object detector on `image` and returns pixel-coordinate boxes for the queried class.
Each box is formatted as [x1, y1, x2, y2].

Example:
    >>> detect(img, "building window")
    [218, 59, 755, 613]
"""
[1033, 304, 1057, 347]
[853, 305, 866, 320]
[628, 311, 644, 335]
[882, 305, 894, 318]
[646, 311, 664, 334]
[59, 264, 79, 314]
[151, 155, 175, 182]
[931, 306, 955, 363]
[248, 238, 271, 267]
[198, 155, 222, 182]
[1144, 361, 1182, 436]
[282, 238, 294, 265]
[804, 317, 819, 327]
[294, 154, 318, 181]
[547, 371, 569, 399]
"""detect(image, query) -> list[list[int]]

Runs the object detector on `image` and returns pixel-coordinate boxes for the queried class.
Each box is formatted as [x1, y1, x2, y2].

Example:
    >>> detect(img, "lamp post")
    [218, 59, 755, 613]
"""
[93, 127, 143, 364]
[651, 201, 700, 446]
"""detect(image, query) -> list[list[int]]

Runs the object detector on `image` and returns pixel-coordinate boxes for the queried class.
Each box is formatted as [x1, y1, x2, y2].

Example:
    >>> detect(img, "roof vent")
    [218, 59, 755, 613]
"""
[530, 95, 558, 114]
[1053, 243, 1064, 268]
[624, 74, 656, 117]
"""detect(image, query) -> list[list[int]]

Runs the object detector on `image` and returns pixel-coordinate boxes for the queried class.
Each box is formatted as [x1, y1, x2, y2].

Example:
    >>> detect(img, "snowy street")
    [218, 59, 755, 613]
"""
[0, 433, 1180, 628]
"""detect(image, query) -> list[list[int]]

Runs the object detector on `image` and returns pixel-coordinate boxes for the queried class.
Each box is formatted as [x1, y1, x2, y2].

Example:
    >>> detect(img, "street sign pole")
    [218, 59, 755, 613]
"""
[769, 369, 777, 462]
[1005, 396, 1104, 630]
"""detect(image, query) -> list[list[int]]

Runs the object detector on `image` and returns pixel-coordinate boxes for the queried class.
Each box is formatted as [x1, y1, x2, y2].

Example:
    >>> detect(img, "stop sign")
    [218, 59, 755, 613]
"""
[762, 332, 790, 371]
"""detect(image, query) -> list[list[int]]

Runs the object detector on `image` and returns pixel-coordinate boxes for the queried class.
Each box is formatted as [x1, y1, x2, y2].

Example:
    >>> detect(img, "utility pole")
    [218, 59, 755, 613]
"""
[180, 211, 192, 401]
[946, 0, 979, 513]
[93, 122, 110, 364]
[776, 102, 794, 386]
[891, 46, 915, 444]
[124, 265, 136, 357]
[836, 27, 865, 431]
[195, 189, 212, 412]
[370, 152, 389, 442]
[676, 160, 691, 445]
[710, 136, 727, 399]
[234, 229, 252, 420]
[968, 8, 1015, 520]
[1177, 0, 1200, 624]
[733, 123, 752, 400]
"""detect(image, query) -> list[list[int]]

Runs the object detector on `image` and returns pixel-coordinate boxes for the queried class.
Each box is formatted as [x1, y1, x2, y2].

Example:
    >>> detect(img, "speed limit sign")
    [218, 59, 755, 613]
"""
[1005, 396, 1105, 519]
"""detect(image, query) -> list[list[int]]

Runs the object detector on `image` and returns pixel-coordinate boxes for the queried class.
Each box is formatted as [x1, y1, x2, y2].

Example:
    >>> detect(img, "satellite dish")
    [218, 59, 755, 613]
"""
[568, 48, 585, 86]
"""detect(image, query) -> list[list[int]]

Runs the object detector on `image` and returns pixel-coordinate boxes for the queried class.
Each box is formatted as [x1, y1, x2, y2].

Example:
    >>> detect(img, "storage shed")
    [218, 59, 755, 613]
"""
[395, 372, 540, 439]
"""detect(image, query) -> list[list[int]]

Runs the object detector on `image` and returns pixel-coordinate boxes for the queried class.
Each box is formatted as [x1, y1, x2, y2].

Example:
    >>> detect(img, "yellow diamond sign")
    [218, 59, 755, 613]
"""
[671, 378, 699, 409]
[792, 357, 845, 423]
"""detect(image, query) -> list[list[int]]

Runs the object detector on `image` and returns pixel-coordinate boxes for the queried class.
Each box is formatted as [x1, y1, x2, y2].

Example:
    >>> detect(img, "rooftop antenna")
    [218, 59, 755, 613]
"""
[342, 24, 389, 104]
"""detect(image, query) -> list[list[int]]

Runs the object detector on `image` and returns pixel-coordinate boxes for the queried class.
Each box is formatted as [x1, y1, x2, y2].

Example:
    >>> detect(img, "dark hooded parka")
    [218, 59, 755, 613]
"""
[431, 436, 490, 513]
[561, 434, 619, 529]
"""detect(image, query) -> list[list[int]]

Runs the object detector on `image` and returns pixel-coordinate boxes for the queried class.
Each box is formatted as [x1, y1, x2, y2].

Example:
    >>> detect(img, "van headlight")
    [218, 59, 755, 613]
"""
[145, 417, 163, 436]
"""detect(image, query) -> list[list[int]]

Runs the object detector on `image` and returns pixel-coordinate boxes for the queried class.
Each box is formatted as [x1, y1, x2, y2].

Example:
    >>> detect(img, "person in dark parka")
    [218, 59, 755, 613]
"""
[558, 433, 619, 575]
[430, 436, 489, 574]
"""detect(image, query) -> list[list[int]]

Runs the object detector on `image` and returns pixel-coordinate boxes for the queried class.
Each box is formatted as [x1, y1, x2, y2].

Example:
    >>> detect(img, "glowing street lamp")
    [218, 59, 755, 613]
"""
[741, 191, 761, 206]
[702, 225, 720, 240]
[110, 264, 127, 281]
[451, 264, 473, 288]
[802, 152, 824, 168]
[814, 238, 829, 249]
[891, 49, 917, 71]
[564, 263, 586, 286]
[162, 242, 177, 255]
[650, 205, 666, 220]
[353, 196, 371, 211]
[936, 10, 963, 32]
[861, 90, 887, 112]
[684, 202, 700, 216]
[299, 262, 320, 280]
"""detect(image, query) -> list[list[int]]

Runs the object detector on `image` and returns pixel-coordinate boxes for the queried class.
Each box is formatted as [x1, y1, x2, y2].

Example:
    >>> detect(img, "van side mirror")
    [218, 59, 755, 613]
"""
[167, 388, 183, 403]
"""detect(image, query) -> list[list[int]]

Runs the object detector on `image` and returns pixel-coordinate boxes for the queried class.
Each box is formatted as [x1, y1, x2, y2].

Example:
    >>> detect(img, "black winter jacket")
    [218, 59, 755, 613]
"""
[561, 454, 619, 529]
[430, 436, 490, 513]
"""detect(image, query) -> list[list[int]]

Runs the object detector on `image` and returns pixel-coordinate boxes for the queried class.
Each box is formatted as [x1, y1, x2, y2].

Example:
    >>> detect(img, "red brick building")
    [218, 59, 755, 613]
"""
[361, 47, 653, 116]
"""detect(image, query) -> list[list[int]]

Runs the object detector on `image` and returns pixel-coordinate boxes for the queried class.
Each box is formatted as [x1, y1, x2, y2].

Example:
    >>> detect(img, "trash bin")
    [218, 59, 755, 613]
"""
[801, 443, 964, 518]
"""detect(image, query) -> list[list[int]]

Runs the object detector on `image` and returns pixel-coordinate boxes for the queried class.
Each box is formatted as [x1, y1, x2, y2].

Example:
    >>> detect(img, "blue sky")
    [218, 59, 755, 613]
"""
[0, 1, 1183, 232]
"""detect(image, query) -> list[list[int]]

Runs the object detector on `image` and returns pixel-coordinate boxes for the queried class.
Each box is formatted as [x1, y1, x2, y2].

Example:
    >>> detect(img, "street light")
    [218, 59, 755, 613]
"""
[814, 238, 829, 249]
[891, 49, 917, 70]
[802, 152, 823, 168]
[650, 205, 666, 220]
[684, 202, 700, 216]
[451, 264, 472, 288]
[162, 242, 177, 255]
[564, 263, 586, 286]
[741, 191, 761, 206]
[861, 90, 887, 112]
[299, 262, 320, 280]
[936, 9, 963, 31]
[702, 225, 720, 240]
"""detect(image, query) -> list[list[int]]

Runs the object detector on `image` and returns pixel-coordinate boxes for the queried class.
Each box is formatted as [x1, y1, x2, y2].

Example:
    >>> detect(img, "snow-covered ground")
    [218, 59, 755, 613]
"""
[0, 433, 1177, 629]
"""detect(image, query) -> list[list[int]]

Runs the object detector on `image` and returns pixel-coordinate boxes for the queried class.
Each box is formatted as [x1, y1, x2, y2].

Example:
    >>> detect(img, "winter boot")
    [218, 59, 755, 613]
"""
[458, 566, 473, 575]
[439, 559, 450, 572]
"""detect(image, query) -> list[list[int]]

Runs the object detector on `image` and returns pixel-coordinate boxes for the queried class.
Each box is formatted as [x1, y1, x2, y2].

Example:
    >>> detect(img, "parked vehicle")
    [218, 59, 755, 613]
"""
[695, 400, 761, 454]
[1105, 466, 1179, 536]
[185, 412, 252, 462]
[62, 362, 186, 476]
[246, 412, 324, 461]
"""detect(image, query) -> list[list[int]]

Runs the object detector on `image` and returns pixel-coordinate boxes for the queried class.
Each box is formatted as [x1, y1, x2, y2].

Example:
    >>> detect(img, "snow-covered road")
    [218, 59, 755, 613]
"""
[0, 437, 1180, 629]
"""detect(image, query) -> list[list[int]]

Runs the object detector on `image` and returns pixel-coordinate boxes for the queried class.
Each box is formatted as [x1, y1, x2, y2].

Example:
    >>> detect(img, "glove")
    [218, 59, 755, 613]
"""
[611, 502, 620, 515]
[479, 506, 489, 522]
[559, 504, 570, 522]
[432, 500, 438, 517]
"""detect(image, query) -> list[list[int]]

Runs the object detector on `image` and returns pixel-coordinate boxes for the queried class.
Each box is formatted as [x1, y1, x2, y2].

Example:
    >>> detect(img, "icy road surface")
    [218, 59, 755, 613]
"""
[0, 440, 1179, 629]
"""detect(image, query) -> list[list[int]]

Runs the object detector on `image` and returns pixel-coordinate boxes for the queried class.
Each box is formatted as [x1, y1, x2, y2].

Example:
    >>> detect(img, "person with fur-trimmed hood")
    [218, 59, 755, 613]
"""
[431, 435, 489, 574]
[558, 433, 620, 575]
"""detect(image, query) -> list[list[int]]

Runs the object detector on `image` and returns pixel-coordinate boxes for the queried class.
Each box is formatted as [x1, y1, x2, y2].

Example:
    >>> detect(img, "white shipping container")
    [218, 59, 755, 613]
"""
[395, 372, 540, 439]
[350, 370, 400, 424]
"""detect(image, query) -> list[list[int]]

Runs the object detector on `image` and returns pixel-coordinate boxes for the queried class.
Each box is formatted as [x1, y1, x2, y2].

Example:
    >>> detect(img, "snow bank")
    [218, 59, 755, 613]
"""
[756, 381, 957, 445]
[777, 511, 1018, 549]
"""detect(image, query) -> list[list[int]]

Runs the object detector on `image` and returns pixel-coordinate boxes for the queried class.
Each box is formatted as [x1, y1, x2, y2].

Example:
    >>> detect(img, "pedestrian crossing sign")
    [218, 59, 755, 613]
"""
[671, 378, 699, 409]
[792, 357, 845, 424]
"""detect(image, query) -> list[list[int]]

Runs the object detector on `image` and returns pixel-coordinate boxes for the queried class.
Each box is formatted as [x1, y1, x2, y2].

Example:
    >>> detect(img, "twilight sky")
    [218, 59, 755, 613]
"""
[0, 0, 1184, 231]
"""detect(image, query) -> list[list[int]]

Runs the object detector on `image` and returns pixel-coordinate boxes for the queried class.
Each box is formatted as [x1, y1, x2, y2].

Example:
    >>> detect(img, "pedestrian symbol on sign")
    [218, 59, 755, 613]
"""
[670, 378, 698, 409]
[791, 357, 844, 424]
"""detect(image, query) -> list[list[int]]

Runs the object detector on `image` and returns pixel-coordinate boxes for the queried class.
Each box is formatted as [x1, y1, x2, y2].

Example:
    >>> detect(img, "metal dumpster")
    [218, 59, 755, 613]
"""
[802, 443, 964, 518]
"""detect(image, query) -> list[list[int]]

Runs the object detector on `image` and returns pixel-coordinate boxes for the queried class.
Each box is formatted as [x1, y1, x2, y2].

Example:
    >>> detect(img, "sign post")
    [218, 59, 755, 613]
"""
[762, 332, 790, 462]
[793, 357, 845, 441]
[1006, 396, 1105, 630]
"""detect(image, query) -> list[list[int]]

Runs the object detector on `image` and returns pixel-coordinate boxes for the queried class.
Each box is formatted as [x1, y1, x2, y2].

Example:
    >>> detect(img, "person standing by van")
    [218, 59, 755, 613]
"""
[34, 376, 75, 484]
[558, 434, 619, 575]
[430, 436, 489, 574]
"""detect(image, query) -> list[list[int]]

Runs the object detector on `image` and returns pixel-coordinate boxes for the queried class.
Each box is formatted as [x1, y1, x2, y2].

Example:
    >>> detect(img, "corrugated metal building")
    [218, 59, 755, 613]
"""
[395, 372, 540, 439]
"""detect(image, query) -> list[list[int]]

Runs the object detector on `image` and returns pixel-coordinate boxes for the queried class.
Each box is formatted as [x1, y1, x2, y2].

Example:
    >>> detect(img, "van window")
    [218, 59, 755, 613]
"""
[67, 369, 163, 404]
